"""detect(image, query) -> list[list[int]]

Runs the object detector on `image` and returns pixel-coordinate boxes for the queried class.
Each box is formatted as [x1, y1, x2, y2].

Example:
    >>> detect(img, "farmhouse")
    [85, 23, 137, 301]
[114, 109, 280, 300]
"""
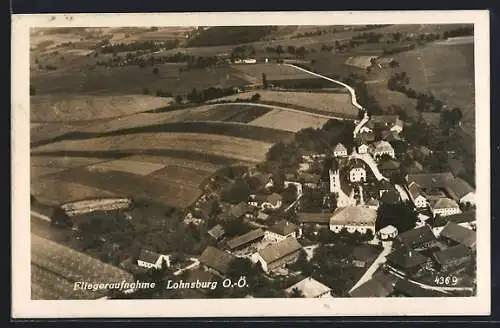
[378, 159, 400, 176]
[136, 249, 171, 270]
[439, 221, 476, 250]
[207, 224, 226, 241]
[371, 115, 404, 134]
[370, 141, 395, 160]
[296, 212, 331, 231]
[349, 160, 367, 183]
[256, 237, 302, 273]
[385, 248, 432, 276]
[405, 172, 454, 194]
[444, 177, 475, 206]
[349, 271, 396, 297]
[357, 131, 375, 144]
[394, 225, 437, 252]
[226, 228, 265, 252]
[380, 190, 401, 205]
[333, 143, 348, 158]
[199, 246, 236, 277]
[430, 197, 462, 217]
[286, 277, 332, 298]
[223, 202, 254, 220]
[432, 210, 476, 236]
[262, 193, 283, 210]
[408, 181, 428, 209]
[378, 225, 399, 241]
[329, 206, 377, 235]
[265, 220, 300, 242]
[432, 244, 473, 272]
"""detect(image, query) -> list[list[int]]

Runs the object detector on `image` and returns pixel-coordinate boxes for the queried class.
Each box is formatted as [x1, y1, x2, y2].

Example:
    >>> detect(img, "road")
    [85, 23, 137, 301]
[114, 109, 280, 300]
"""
[173, 257, 200, 276]
[348, 243, 393, 293]
[350, 151, 389, 182]
[31, 210, 51, 222]
[394, 184, 410, 202]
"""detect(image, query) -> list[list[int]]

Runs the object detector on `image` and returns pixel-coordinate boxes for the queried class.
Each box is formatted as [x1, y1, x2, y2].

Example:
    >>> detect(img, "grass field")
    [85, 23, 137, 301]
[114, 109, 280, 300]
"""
[84, 158, 167, 176]
[31, 95, 173, 122]
[249, 109, 329, 132]
[216, 90, 358, 117]
[31, 234, 133, 299]
[231, 63, 314, 81]
[33, 132, 272, 163]
[30, 155, 120, 180]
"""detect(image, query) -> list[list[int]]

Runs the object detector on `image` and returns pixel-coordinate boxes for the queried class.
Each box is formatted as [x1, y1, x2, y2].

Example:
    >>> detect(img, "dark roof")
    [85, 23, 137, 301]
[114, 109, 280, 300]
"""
[349, 158, 366, 170]
[229, 202, 252, 218]
[296, 212, 331, 225]
[138, 249, 162, 264]
[406, 172, 455, 191]
[349, 273, 396, 297]
[433, 244, 473, 266]
[331, 157, 339, 171]
[386, 249, 429, 269]
[226, 228, 265, 250]
[440, 222, 476, 248]
[195, 199, 218, 218]
[378, 159, 400, 171]
[184, 268, 217, 283]
[396, 225, 436, 249]
[300, 172, 321, 184]
[358, 131, 376, 143]
[408, 181, 424, 199]
[207, 224, 226, 240]
[406, 160, 424, 174]
[258, 237, 302, 264]
[199, 246, 235, 275]
[380, 190, 401, 204]
[266, 193, 283, 203]
[394, 279, 449, 297]
[268, 220, 298, 236]
[371, 115, 401, 126]
[444, 177, 474, 201]
[433, 210, 476, 228]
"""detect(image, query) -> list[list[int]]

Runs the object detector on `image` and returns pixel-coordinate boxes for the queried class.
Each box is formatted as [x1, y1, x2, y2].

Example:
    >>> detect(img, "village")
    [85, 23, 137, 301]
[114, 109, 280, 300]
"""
[117, 109, 477, 298]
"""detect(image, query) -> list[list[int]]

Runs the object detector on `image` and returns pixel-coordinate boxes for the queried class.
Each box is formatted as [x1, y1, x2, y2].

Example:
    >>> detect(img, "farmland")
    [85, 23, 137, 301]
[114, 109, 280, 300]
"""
[231, 63, 314, 81]
[249, 109, 330, 132]
[214, 90, 358, 117]
[84, 158, 167, 176]
[32, 132, 273, 163]
[31, 95, 173, 122]
[31, 234, 133, 299]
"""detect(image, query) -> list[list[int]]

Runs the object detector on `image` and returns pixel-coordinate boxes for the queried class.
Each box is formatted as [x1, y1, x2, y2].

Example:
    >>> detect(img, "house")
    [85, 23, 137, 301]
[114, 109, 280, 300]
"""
[394, 225, 438, 252]
[371, 140, 395, 160]
[385, 248, 432, 277]
[349, 271, 397, 297]
[430, 197, 462, 217]
[405, 160, 424, 174]
[392, 279, 449, 297]
[405, 172, 455, 194]
[136, 249, 171, 270]
[365, 115, 404, 134]
[256, 211, 270, 222]
[256, 237, 303, 273]
[265, 220, 300, 242]
[432, 210, 476, 236]
[299, 172, 321, 189]
[222, 202, 254, 220]
[380, 189, 401, 205]
[329, 206, 377, 235]
[207, 224, 226, 241]
[439, 221, 476, 250]
[378, 225, 398, 241]
[296, 212, 331, 231]
[407, 145, 433, 160]
[349, 161, 367, 183]
[444, 177, 475, 206]
[366, 198, 380, 210]
[408, 181, 428, 209]
[286, 277, 332, 298]
[378, 159, 400, 175]
[357, 143, 370, 154]
[357, 131, 375, 144]
[333, 143, 348, 157]
[199, 246, 236, 277]
[260, 193, 283, 210]
[226, 228, 265, 252]
[432, 244, 473, 272]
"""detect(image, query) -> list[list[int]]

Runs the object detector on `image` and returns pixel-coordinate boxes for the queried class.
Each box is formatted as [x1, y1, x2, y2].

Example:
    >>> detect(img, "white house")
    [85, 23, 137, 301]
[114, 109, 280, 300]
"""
[255, 237, 302, 273]
[349, 162, 367, 183]
[444, 177, 476, 207]
[431, 197, 462, 217]
[137, 249, 171, 270]
[265, 220, 300, 243]
[285, 277, 333, 298]
[378, 225, 398, 241]
[333, 143, 348, 158]
[358, 143, 369, 154]
[371, 141, 395, 160]
[408, 182, 428, 209]
[330, 206, 377, 235]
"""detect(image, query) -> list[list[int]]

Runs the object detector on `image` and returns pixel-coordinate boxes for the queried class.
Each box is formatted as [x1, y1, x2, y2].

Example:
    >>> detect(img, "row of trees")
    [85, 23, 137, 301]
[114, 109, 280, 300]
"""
[264, 45, 309, 58]
[100, 40, 180, 54]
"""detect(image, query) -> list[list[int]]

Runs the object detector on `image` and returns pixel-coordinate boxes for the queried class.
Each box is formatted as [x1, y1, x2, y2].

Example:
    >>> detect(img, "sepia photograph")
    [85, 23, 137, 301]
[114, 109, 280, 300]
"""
[12, 11, 490, 317]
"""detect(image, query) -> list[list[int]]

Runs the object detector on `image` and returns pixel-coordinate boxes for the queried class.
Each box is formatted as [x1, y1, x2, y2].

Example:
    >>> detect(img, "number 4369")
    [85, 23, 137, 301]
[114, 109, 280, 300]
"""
[434, 276, 458, 286]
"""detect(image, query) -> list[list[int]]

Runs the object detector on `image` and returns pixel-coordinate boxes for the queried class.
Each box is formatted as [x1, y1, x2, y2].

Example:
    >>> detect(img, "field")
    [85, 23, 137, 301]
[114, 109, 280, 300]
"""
[30, 155, 120, 180]
[32, 132, 273, 163]
[345, 55, 378, 69]
[231, 63, 314, 82]
[84, 158, 167, 176]
[215, 90, 358, 117]
[249, 109, 329, 132]
[31, 234, 133, 300]
[31, 95, 173, 122]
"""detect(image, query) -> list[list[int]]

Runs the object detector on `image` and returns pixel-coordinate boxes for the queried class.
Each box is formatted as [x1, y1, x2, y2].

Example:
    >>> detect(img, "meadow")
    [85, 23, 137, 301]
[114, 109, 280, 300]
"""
[249, 109, 330, 132]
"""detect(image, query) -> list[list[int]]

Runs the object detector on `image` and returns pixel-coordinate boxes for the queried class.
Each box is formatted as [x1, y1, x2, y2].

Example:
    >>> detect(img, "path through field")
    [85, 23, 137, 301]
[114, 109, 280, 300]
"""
[31, 210, 51, 223]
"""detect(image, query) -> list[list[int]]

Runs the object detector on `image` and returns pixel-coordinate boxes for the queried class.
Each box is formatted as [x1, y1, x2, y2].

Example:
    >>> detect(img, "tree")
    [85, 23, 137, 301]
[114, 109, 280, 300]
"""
[142, 88, 150, 95]
[261, 73, 268, 89]
[221, 178, 251, 204]
[281, 185, 298, 203]
[276, 45, 284, 58]
[290, 287, 304, 297]
[51, 207, 72, 228]
[228, 257, 259, 279]
[174, 95, 183, 104]
[251, 93, 261, 102]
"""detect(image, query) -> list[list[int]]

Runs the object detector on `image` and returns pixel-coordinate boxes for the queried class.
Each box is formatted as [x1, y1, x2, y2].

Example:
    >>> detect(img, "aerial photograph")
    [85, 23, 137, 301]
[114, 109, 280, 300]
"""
[29, 24, 477, 300]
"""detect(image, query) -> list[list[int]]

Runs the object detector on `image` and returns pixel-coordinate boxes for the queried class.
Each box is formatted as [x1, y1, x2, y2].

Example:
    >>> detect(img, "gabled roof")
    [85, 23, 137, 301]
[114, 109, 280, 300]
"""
[408, 181, 425, 200]
[386, 249, 429, 269]
[394, 279, 449, 297]
[444, 177, 474, 200]
[406, 160, 424, 174]
[207, 224, 226, 240]
[229, 202, 253, 218]
[300, 172, 321, 184]
[349, 159, 365, 170]
[266, 192, 283, 203]
[433, 244, 473, 266]
[379, 225, 398, 235]
[349, 273, 395, 297]
[433, 210, 476, 228]
[396, 225, 436, 249]
[330, 206, 377, 225]
[199, 246, 235, 275]
[440, 222, 476, 248]
[371, 115, 402, 128]
[358, 131, 376, 142]
[406, 172, 454, 191]
[296, 212, 332, 225]
[380, 190, 401, 204]
[138, 249, 163, 264]
[366, 198, 380, 207]
[372, 140, 394, 153]
[226, 228, 265, 250]
[431, 197, 460, 210]
[258, 237, 302, 264]
[286, 277, 331, 298]
[334, 143, 347, 153]
[268, 220, 298, 236]
[378, 159, 400, 171]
